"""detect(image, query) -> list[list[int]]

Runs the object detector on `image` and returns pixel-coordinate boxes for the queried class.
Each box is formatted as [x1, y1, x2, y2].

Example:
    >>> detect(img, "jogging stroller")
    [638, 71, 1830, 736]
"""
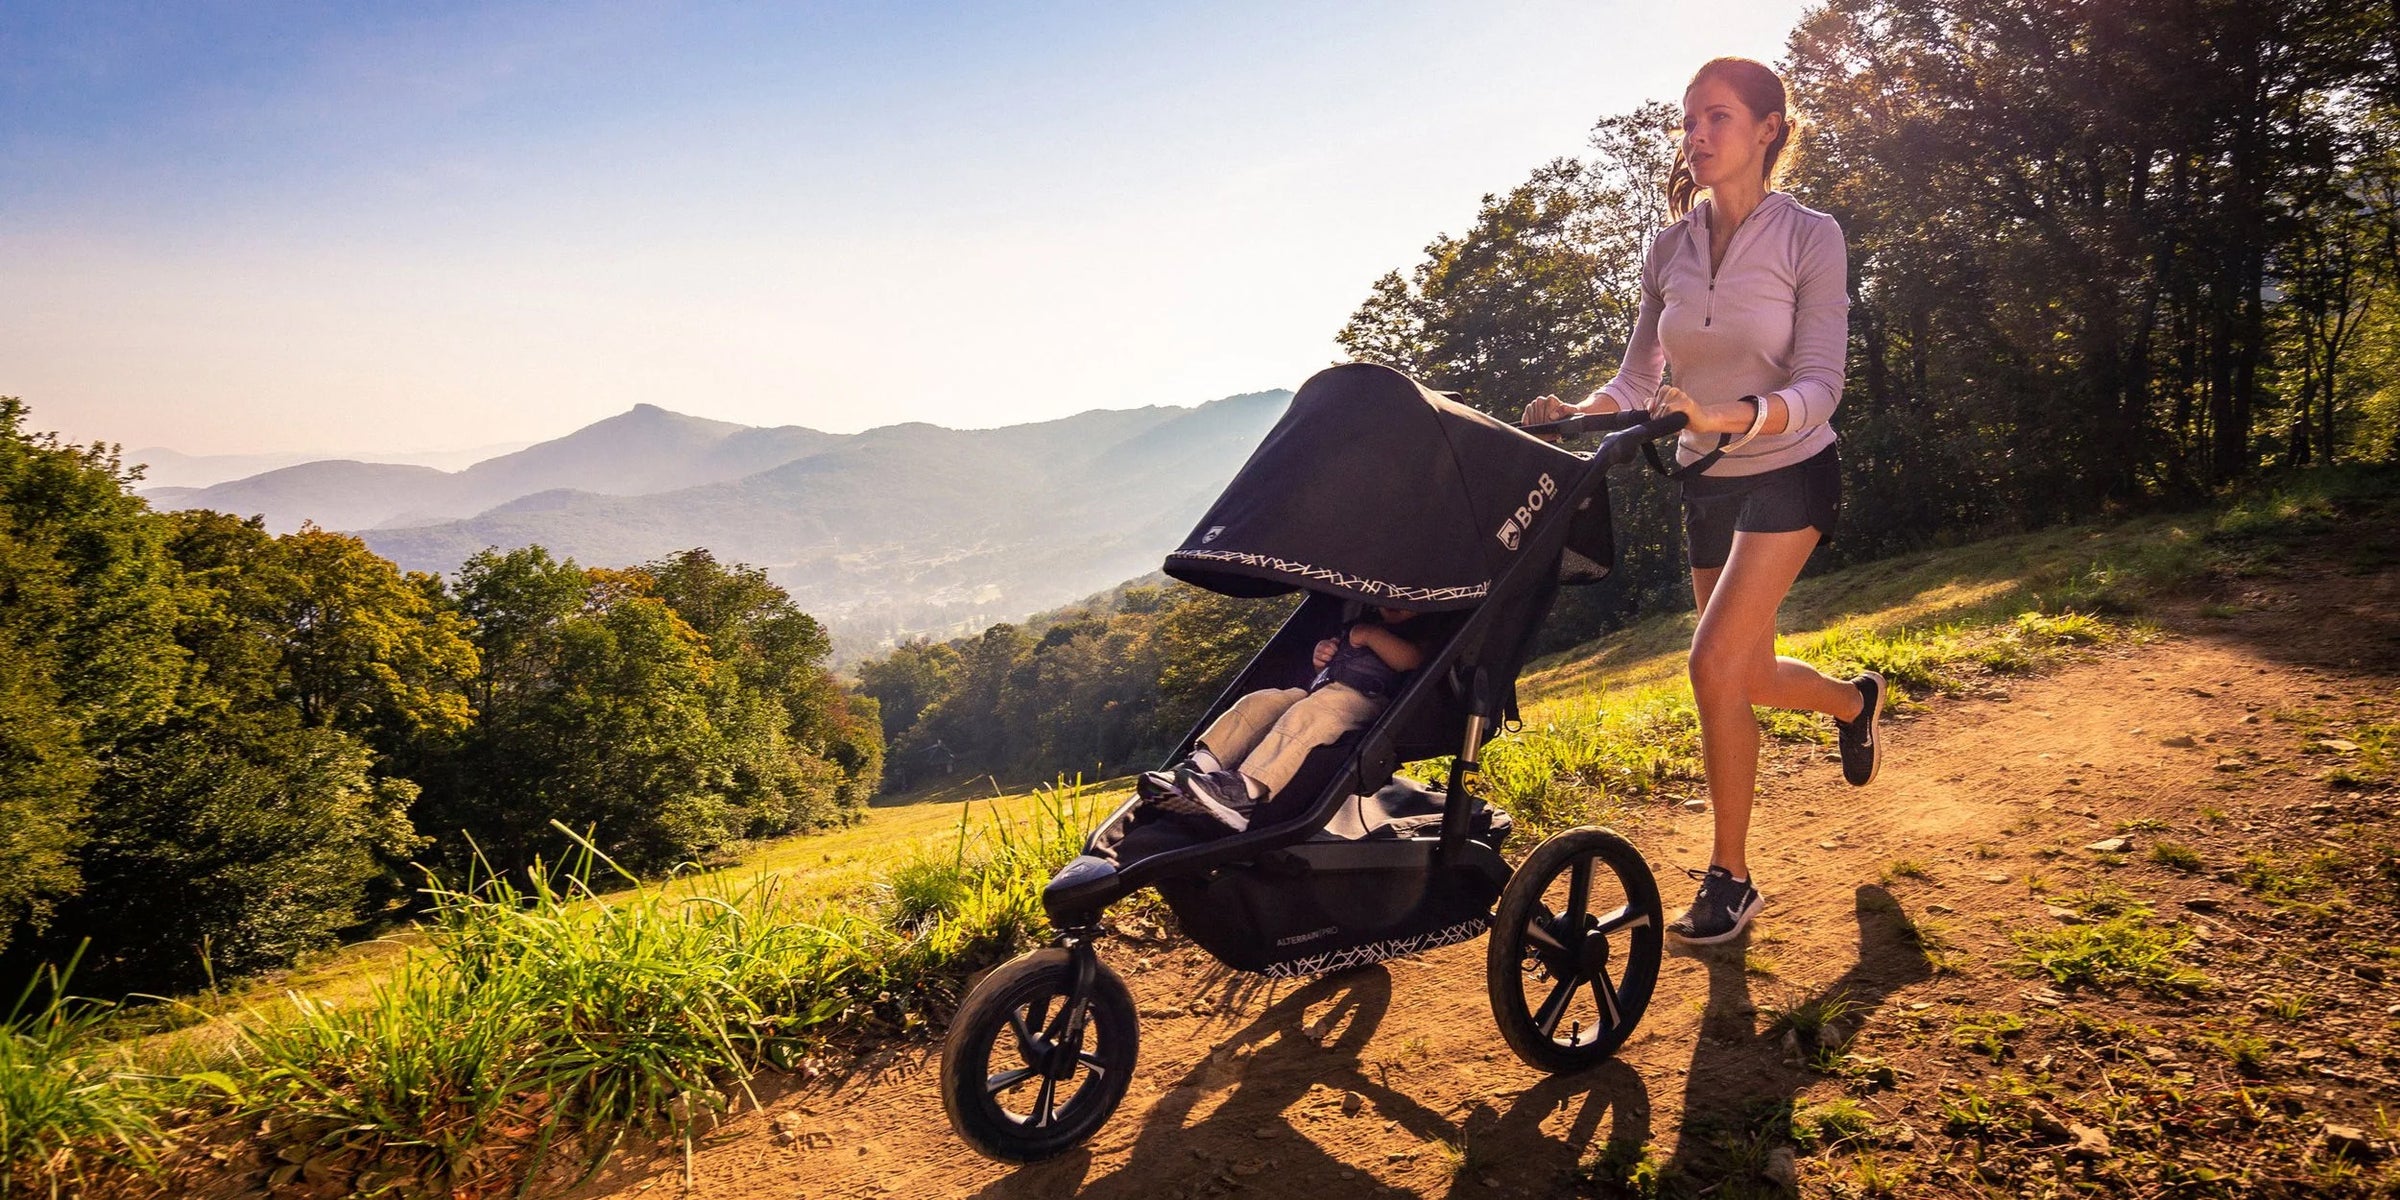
[940, 363, 1688, 1162]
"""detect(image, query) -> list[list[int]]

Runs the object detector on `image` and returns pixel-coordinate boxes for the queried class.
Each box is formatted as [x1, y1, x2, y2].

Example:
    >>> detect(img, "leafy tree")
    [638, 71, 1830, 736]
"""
[0, 399, 184, 957]
[1337, 104, 1678, 416]
[61, 725, 425, 988]
[21, 513, 469, 988]
[862, 584, 1288, 789]
[855, 639, 962, 741]
[418, 546, 878, 874]
[645, 548, 881, 825]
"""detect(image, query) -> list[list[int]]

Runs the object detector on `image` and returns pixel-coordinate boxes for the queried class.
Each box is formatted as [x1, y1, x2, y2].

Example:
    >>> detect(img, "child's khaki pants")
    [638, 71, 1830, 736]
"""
[1197, 683, 1386, 795]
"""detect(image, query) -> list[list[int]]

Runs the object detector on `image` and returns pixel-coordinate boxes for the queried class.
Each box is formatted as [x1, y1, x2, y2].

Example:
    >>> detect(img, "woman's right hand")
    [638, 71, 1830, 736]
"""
[1521, 394, 1573, 427]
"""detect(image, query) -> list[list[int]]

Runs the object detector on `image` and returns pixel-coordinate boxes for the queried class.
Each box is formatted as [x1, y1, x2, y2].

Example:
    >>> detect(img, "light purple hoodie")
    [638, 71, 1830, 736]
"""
[1596, 192, 1850, 477]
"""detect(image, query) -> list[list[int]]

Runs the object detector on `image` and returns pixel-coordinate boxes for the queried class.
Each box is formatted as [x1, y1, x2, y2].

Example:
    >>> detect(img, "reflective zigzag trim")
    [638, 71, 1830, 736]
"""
[1165, 550, 1489, 605]
[1257, 917, 1489, 980]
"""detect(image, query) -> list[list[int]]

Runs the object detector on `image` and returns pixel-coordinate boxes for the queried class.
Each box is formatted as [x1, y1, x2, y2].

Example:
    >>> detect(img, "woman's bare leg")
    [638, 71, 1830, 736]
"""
[1686, 528, 1862, 879]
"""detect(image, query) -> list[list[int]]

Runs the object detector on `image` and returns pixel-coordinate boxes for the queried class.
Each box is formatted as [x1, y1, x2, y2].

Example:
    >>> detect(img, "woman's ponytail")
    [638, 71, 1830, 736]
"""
[1667, 144, 1701, 220]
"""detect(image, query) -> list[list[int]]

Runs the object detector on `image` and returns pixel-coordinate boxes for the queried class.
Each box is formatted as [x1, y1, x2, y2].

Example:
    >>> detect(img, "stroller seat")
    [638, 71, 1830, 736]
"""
[1313, 776, 1513, 847]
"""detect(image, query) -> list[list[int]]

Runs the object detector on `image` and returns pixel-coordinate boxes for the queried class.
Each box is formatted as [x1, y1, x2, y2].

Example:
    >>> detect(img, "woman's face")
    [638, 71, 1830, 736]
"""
[1681, 76, 1780, 194]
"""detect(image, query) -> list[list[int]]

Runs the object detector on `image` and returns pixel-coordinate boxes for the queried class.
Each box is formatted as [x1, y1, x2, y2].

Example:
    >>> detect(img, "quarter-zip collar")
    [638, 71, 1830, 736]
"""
[1683, 191, 1794, 276]
[1687, 191, 1793, 329]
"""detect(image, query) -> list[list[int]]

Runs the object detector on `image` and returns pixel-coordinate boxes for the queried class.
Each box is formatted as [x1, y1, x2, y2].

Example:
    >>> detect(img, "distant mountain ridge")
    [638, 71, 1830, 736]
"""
[142, 391, 1294, 654]
[128, 440, 534, 489]
[141, 405, 846, 531]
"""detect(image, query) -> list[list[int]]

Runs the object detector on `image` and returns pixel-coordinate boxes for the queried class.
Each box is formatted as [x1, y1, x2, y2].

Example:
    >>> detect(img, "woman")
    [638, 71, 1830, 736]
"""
[1523, 57, 1883, 945]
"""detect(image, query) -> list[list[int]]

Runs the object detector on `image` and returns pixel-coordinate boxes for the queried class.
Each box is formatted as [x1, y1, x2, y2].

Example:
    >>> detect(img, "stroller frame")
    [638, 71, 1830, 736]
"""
[943, 392, 1685, 1163]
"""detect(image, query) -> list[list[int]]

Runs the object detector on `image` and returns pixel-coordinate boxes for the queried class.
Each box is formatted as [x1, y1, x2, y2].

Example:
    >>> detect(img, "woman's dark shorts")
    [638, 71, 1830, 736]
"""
[1681, 444, 1840, 570]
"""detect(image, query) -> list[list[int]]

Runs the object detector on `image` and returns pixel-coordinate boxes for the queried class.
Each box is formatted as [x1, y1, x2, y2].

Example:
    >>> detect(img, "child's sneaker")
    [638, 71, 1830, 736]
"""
[1835, 671, 1886, 787]
[1665, 865, 1763, 945]
[1143, 766, 1254, 832]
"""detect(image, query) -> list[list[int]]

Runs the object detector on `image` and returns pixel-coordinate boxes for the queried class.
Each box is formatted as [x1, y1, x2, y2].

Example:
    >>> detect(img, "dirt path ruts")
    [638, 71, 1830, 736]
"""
[572, 583, 2400, 1199]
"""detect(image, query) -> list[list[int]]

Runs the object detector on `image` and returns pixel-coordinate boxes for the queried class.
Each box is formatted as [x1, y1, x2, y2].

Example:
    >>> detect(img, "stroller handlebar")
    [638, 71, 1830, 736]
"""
[1602, 409, 1687, 456]
[1518, 409, 1689, 467]
[1517, 410, 1651, 437]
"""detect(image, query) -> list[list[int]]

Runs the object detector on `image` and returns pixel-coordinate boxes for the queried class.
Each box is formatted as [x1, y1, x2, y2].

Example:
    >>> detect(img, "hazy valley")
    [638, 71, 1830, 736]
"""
[138, 392, 1292, 654]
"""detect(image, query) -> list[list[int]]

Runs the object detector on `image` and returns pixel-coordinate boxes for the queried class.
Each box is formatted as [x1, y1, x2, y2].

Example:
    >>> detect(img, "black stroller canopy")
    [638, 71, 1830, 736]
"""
[1165, 363, 1597, 611]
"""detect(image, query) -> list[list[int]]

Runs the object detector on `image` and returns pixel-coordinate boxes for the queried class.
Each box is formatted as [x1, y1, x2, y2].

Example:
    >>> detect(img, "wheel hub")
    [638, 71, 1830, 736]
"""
[1575, 923, 1612, 978]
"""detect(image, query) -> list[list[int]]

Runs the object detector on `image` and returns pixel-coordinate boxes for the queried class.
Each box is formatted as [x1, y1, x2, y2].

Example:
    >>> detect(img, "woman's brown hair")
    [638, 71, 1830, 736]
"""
[1665, 57, 1792, 220]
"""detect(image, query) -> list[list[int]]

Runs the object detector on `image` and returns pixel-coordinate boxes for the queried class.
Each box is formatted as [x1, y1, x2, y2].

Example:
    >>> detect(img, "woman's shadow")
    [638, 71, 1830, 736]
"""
[1663, 883, 1934, 1184]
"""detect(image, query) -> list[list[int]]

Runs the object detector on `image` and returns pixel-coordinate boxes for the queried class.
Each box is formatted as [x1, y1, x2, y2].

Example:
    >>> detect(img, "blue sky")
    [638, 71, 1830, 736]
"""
[4, 1, 1811, 455]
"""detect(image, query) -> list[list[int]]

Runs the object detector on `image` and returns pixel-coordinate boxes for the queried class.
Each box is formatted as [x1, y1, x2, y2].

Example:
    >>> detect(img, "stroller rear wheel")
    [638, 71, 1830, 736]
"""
[941, 946, 1138, 1162]
[1487, 826, 1663, 1072]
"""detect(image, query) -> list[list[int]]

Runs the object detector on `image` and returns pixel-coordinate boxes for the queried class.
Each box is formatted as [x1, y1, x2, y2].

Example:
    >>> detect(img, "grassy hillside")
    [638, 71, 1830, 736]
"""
[13, 466, 2390, 1197]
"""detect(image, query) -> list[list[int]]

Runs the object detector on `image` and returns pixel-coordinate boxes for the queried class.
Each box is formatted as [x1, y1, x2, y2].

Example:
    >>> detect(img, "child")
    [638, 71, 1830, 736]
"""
[1142, 606, 1432, 831]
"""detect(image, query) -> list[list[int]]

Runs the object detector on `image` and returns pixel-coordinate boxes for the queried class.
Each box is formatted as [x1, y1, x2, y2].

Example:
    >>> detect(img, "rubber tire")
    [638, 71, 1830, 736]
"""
[1486, 826, 1664, 1072]
[941, 947, 1139, 1162]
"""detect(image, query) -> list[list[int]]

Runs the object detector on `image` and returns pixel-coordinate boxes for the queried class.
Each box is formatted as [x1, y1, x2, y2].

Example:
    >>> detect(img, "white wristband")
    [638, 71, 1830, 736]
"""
[1723, 395, 1771, 452]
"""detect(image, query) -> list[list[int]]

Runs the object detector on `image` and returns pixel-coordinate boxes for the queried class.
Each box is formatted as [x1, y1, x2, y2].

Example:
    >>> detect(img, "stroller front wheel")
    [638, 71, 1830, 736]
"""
[941, 945, 1139, 1162]
[1486, 826, 1663, 1072]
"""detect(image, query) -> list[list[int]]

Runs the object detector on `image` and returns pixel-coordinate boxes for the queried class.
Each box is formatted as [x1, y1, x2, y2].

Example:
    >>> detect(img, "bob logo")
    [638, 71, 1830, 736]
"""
[1494, 473, 1558, 552]
[1275, 925, 1339, 947]
[1202, 525, 1225, 544]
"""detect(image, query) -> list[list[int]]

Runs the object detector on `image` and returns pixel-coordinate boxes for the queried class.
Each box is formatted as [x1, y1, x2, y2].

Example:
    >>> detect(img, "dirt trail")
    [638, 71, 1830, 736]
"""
[575, 562, 2400, 1198]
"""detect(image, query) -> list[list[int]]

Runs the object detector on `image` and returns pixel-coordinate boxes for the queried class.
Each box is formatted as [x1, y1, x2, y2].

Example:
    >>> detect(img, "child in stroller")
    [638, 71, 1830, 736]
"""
[1139, 605, 1434, 830]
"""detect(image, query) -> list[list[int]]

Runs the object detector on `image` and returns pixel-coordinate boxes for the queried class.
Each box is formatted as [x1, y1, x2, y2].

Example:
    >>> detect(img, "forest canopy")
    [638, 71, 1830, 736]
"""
[0, 399, 882, 994]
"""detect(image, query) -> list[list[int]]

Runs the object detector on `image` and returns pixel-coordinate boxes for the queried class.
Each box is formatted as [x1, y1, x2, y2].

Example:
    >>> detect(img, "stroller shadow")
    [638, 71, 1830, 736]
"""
[1662, 884, 1934, 1184]
[1431, 1059, 1651, 1198]
[975, 967, 1455, 1198]
[976, 964, 1658, 1198]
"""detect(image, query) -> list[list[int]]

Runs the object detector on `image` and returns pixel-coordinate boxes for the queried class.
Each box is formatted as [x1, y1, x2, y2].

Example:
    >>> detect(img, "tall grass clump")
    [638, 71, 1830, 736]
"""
[227, 787, 1101, 1193]
[1475, 687, 1700, 834]
[879, 779, 1096, 930]
[2, 953, 164, 1198]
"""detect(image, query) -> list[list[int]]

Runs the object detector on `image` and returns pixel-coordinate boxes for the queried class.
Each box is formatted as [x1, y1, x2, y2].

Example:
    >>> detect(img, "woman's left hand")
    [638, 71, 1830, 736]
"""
[1649, 385, 1754, 435]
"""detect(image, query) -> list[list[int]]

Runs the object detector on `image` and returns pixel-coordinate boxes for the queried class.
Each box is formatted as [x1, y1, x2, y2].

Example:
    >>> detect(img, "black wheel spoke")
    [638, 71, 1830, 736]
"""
[1533, 974, 1579, 1038]
[1592, 966, 1624, 1031]
[1077, 1051, 1109, 1076]
[1596, 903, 1650, 936]
[1563, 859, 1593, 928]
[985, 1066, 1035, 1097]
[1031, 1070, 1061, 1127]
[1522, 905, 1568, 952]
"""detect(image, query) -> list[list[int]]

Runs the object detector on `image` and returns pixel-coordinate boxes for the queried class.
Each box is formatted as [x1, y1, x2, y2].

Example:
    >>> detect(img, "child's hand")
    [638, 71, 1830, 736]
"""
[1313, 638, 1339, 669]
[1348, 624, 1426, 672]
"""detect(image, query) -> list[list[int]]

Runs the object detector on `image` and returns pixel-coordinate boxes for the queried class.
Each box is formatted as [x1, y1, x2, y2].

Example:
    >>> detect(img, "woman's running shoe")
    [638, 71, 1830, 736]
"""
[1665, 865, 1763, 945]
[1836, 670, 1886, 787]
